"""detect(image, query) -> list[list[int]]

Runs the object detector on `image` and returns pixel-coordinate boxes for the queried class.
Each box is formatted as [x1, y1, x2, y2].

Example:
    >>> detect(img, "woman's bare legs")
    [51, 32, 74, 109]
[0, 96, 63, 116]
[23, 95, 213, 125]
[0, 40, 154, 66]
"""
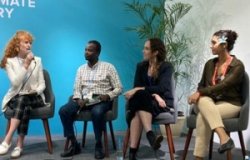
[138, 110, 152, 132]
[215, 127, 230, 145]
[130, 112, 143, 148]
[4, 118, 21, 145]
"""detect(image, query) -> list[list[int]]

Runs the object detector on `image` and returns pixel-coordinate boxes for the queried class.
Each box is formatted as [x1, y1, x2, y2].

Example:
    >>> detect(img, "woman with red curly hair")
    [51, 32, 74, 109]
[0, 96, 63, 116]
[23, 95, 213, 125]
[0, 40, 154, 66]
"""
[0, 31, 46, 159]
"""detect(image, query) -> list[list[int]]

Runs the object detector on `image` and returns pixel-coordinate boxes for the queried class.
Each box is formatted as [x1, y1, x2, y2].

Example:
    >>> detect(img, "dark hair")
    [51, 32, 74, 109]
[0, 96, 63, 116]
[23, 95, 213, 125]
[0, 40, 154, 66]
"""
[213, 30, 238, 51]
[148, 38, 167, 78]
[148, 38, 167, 63]
[88, 40, 101, 54]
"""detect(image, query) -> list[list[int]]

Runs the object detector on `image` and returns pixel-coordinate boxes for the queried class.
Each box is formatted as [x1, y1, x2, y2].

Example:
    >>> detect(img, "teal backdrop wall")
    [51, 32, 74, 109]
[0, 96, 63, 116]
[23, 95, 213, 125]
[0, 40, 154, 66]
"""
[0, 0, 145, 136]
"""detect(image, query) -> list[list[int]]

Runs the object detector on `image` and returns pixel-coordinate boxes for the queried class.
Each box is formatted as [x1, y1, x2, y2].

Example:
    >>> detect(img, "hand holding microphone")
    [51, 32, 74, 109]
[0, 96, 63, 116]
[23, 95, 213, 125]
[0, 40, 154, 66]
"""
[153, 94, 175, 113]
[24, 50, 35, 69]
[77, 99, 89, 115]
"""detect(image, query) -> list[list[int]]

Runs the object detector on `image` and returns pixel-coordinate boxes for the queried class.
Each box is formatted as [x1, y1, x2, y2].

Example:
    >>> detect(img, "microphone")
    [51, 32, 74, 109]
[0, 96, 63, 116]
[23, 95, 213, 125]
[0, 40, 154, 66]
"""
[32, 57, 36, 64]
[164, 105, 175, 113]
[76, 108, 81, 115]
[31, 56, 36, 64]
[77, 105, 83, 115]
[77, 99, 89, 115]
[169, 107, 175, 113]
[27, 50, 36, 63]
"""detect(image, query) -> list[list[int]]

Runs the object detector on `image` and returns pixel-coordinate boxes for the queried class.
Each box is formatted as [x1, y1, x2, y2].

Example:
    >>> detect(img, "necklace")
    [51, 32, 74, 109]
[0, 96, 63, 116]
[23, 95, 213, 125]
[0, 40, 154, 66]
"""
[212, 55, 233, 85]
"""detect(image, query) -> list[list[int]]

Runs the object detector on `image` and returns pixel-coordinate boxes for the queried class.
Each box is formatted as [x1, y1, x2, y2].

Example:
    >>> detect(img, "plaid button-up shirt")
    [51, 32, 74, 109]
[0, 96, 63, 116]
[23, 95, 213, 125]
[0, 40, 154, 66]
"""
[73, 61, 122, 100]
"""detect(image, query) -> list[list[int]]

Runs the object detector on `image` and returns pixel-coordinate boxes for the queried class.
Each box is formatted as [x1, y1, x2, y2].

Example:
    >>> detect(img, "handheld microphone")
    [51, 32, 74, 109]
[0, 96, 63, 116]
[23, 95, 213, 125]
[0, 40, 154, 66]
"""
[27, 50, 36, 63]
[32, 57, 36, 64]
[31, 57, 36, 64]
[163, 105, 175, 113]
[76, 108, 81, 115]
[77, 99, 89, 115]
[169, 107, 175, 113]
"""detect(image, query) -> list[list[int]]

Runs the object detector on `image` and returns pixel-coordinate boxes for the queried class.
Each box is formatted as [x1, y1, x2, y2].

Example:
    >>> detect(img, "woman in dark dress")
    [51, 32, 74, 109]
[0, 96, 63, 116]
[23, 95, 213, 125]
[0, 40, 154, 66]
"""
[124, 38, 174, 160]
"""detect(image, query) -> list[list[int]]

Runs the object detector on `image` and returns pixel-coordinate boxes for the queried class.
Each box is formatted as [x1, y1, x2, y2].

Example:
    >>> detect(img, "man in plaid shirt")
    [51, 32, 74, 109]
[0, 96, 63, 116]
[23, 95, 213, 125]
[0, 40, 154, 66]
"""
[59, 40, 123, 159]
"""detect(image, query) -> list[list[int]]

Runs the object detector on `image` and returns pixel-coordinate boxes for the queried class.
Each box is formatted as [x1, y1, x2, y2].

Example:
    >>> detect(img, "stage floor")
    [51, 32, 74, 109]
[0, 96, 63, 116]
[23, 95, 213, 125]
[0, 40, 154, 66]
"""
[0, 134, 249, 160]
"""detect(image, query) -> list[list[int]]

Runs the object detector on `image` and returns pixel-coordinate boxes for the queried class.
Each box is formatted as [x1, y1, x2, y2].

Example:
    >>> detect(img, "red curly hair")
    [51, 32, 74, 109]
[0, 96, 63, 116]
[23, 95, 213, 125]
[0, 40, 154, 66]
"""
[0, 31, 33, 68]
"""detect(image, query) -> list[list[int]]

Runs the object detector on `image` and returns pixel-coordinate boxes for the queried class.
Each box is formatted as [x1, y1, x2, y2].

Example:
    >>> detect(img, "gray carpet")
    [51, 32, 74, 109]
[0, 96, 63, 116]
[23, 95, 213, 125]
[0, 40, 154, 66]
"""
[0, 134, 249, 160]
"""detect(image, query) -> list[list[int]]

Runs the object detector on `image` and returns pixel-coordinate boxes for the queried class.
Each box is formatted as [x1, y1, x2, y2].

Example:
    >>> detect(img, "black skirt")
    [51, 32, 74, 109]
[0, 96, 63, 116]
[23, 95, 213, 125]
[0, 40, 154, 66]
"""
[127, 90, 169, 124]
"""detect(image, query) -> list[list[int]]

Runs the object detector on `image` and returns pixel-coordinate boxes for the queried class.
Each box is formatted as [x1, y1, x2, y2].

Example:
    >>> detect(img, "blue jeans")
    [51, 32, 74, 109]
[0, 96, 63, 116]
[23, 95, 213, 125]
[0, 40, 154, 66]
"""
[59, 98, 112, 145]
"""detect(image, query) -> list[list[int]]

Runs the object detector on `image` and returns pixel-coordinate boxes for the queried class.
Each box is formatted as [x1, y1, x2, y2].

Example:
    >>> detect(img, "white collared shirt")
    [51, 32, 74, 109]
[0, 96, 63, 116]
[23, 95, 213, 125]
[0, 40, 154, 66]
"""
[73, 61, 123, 100]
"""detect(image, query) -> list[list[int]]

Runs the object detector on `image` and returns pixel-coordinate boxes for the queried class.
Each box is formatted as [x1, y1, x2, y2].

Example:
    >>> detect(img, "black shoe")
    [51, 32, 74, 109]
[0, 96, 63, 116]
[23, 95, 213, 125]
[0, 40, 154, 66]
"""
[60, 142, 81, 157]
[146, 131, 163, 150]
[218, 138, 235, 154]
[95, 148, 105, 159]
[129, 152, 137, 160]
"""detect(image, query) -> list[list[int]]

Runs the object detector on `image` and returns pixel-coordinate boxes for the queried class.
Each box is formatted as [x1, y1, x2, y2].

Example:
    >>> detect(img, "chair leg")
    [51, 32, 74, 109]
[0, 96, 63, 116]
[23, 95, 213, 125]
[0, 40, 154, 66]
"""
[209, 131, 214, 160]
[82, 121, 88, 148]
[165, 124, 175, 160]
[103, 127, 109, 157]
[182, 128, 193, 160]
[226, 150, 232, 160]
[6, 119, 10, 135]
[168, 125, 175, 153]
[123, 129, 130, 158]
[226, 132, 232, 160]
[108, 121, 117, 150]
[42, 119, 53, 154]
[238, 131, 246, 158]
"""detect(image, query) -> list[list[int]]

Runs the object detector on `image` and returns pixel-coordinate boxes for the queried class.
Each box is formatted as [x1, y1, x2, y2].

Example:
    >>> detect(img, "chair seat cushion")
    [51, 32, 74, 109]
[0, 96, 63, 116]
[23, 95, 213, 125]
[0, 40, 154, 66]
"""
[154, 112, 175, 124]
[223, 118, 243, 131]
[4, 104, 54, 120]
